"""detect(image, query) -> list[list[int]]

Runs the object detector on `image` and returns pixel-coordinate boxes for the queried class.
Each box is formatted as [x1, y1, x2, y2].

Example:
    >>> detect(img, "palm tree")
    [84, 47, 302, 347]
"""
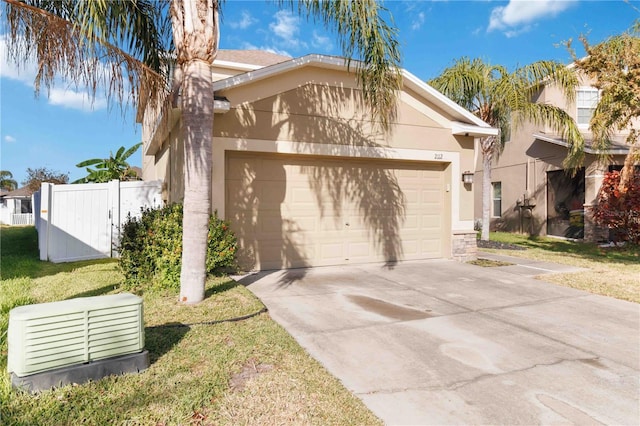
[4, 0, 401, 304]
[429, 58, 583, 241]
[0, 170, 18, 191]
[171, 0, 401, 303]
[74, 143, 142, 183]
[3, 0, 170, 111]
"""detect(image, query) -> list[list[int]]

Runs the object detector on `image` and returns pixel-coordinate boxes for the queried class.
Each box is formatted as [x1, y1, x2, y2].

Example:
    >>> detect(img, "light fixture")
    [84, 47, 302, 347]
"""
[462, 171, 474, 184]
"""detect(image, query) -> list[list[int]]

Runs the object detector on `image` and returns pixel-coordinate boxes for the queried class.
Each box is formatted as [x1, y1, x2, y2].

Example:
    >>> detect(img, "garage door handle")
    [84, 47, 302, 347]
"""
[345, 223, 350, 226]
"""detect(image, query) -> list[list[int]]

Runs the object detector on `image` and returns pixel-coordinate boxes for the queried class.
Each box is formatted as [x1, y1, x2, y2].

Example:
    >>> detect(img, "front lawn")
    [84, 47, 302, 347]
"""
[0, 226, 381, 425]
[482, 232, 640, 303]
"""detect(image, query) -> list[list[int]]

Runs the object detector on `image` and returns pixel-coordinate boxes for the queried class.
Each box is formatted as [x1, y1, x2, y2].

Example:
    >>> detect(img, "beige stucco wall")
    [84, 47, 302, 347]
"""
[142, 120, 185, 203]
[142, 63, 479, 264]
[539, 71, 638, 137]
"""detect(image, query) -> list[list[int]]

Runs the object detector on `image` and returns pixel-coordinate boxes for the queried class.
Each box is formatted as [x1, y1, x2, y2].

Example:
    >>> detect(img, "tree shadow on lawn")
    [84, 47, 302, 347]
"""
[0, 226, 119, 281]
[65, 283, 120, 299]
[1, 254, 118, 281]
[204, 277, 239, 298]
[505, 236, 640, 264]
[145, 323, 191, 365]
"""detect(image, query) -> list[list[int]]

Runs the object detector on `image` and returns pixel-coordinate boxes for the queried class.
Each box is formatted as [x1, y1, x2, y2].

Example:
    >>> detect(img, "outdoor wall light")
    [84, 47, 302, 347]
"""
[462, 171, 474, 184]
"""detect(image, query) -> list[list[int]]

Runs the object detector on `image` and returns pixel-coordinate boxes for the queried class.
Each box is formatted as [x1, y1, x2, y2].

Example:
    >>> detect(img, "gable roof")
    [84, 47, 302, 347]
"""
[212, 54, 497, 136]
[215, 50, 291, 68]
[1, 186, 33, 199]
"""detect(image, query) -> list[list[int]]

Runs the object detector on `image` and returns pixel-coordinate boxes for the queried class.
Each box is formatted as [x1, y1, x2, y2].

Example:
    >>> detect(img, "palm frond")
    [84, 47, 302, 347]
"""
[75, 158, 103, 168]
[115, 146, 126, 159]
[121, 142, 142, 162]
[3, 0, 170, 117]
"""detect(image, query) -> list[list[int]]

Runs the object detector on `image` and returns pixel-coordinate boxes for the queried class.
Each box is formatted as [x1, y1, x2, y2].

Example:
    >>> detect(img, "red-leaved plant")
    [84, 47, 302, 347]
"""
[592, 171, 640, 244]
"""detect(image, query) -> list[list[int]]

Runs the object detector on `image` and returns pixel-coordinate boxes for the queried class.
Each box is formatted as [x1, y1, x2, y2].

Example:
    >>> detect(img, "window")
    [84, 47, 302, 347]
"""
[492, 182, 502, 218]
[502, 122, 511, 143]
[576, 88, 599, 126]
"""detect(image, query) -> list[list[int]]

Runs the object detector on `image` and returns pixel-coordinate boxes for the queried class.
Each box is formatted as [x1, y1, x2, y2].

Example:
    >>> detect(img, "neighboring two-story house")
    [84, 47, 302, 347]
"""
[474, 69, 635, 242]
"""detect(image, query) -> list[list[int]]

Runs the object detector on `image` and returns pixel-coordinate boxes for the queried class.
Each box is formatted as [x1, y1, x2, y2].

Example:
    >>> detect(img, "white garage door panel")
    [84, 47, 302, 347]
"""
[226, 152, 447, 270]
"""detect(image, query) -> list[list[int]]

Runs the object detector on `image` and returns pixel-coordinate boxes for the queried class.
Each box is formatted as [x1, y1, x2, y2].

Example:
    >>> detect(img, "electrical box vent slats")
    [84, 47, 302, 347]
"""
[8, 293, 144, 377]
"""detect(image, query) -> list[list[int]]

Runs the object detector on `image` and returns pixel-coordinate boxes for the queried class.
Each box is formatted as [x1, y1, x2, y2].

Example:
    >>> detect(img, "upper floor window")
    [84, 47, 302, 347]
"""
[576, 88, 599, 126]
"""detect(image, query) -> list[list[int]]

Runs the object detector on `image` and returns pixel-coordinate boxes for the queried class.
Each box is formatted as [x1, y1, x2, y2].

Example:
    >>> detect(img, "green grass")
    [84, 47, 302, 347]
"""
[484, 232, 640, 303]
[0, 226, 381, 425]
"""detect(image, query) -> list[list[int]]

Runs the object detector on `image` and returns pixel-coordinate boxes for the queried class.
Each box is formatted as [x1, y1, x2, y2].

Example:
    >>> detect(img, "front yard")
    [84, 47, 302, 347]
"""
[0, 226, 381, 425]
[2, 226, 637, 424]
[481, 232, 640, 303]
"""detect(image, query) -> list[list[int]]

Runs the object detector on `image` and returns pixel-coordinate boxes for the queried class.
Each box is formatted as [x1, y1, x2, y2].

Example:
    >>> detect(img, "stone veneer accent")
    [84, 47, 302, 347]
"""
[452, 231, 478, 262]
[583, 204, 609, 242]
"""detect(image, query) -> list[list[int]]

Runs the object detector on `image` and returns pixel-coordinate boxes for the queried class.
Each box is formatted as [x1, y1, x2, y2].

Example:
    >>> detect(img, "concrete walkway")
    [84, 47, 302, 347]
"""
[477, 251, 588, 277]
[237, 258, 639, 425]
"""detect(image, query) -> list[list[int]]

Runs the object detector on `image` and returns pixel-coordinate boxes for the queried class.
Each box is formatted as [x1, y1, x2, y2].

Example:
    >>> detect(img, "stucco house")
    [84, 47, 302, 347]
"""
[474, 69, 635, 241]
[0, 186, 34, 225]
[141, 50, 497, 271]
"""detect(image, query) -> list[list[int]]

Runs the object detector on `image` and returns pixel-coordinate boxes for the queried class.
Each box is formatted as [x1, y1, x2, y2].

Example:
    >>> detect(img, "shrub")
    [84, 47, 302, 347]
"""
[592, 171, 640, 245]
[118, 204, 237, 292]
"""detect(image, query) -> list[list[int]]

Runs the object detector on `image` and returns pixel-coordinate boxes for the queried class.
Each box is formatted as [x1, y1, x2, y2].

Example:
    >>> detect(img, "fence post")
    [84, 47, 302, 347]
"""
[38, 183, 53, 261]
[108, 180, 121, 258]
[32, 191, 40, 230]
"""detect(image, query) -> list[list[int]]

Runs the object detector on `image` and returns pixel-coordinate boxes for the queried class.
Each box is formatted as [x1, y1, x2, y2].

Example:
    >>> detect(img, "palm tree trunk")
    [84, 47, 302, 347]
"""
[171, 0, 219, 304]
[179, 59, 213, 304]
[481, 151, 492, 241]
[618, 144, 639, 195]
[480, 136, 495, 241]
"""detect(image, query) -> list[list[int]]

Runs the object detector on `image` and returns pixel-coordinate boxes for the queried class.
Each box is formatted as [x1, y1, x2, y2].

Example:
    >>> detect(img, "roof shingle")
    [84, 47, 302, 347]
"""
[215, 50, 291, 67]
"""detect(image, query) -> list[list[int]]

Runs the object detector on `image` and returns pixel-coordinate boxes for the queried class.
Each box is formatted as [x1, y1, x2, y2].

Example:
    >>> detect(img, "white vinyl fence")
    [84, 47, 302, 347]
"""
[36, 180, 163, 263]
[10, 213, 34, 226]
[0, 199, 34, 226]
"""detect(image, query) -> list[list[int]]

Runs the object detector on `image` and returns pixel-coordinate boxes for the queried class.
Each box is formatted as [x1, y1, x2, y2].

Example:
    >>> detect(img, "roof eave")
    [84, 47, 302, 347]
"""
[533, 133, 630, 155]
[212, 54, 347, 92]
[452, 121, 499, 137]
[401, 71, 492, 129]
[144, 98, 230, 156]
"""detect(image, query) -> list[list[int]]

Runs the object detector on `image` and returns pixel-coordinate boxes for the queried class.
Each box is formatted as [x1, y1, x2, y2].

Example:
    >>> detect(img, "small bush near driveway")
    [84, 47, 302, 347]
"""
[118, 204, 237, 293]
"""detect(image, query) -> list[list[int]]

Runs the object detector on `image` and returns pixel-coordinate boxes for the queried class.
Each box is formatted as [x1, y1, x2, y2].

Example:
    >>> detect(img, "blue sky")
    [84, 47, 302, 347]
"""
[1, 0, 638, 186]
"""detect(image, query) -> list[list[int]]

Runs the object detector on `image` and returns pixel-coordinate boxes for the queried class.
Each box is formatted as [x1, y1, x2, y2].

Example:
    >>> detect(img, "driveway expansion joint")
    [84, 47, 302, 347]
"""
[444, 357, 605, 391]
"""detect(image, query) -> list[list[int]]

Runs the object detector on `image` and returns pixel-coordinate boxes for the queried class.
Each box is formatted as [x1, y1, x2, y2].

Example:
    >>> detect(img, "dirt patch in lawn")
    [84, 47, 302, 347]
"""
[229, 358, 274, 391]
[468, 258, 515, 267]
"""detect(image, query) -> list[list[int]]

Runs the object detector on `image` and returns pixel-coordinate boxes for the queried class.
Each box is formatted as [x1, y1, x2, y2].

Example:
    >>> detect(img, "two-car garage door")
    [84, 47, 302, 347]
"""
[226, 152, 450, 270]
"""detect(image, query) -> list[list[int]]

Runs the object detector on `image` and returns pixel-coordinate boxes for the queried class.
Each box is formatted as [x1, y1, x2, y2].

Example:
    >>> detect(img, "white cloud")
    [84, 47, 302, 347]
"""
[269, 10, 307, 49]
[0, 35, 38, 84]
[488, 0, 577, 34]
[229, 11, 257, 30]
[48, 88, 107, 112]
[411, 12, 426, 31]
[504, 26, 533, 38]
[311, 31, 333, 51]
[1, 35, 113, 112]
[4, 135, 16, 143]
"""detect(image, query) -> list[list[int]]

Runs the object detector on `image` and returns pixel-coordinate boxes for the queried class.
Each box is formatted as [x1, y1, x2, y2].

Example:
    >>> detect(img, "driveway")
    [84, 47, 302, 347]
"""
[237, 257, 640, 425]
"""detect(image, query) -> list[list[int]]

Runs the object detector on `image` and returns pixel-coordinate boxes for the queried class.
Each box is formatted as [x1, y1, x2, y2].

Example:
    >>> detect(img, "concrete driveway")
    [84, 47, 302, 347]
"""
[237, 257, 640, 425]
